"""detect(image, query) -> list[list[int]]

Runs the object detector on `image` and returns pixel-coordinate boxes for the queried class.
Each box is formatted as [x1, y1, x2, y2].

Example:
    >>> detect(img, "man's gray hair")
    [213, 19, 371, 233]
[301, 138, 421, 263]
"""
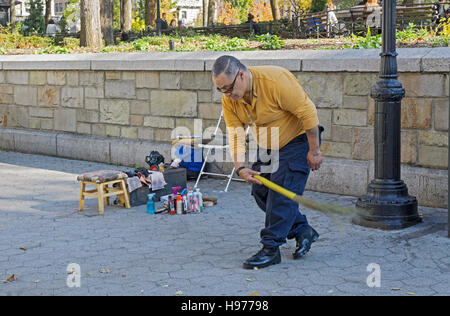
[212, 55, 247, 78]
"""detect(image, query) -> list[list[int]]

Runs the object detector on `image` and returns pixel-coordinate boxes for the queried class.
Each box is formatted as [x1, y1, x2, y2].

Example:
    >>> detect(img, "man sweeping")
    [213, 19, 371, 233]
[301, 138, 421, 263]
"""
[212, 55, 324, 269]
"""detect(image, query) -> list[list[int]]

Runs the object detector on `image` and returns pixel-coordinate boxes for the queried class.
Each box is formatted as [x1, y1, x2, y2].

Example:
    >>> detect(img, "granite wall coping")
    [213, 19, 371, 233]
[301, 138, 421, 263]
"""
[0, 47, 448, 72]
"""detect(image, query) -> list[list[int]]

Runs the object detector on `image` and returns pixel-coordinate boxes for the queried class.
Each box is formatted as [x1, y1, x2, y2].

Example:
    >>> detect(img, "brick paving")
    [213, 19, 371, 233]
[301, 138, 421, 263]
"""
[0, 151, 448, 296]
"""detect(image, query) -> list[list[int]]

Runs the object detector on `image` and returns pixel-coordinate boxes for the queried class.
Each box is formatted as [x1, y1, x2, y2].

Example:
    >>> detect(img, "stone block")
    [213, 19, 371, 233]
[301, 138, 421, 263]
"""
[54, 108, 77, 132]
[333, 109, 367, 126]
[321, 141, 352, 159]
[106, 72, 121, 80]
[121, 127, 138, 139]
[84, 86, 104, 99]
[40, 118, 53, 130]
[130, 115, 143, 126]
[343, 73, 378, 96]
[47, 71, 66, 86]
[342, 95, 369, 110]
[66, 72, 79, 86]
[14, 86, 37, 106]
[0, 128, 15, 151]
[38, 86, 60, 107]
[105, 80, 135, 99]
[80, 71, 104, 86]
[136, 72, 159, 88]
[130, 100, 150, 115]
[0, 71, 4, 83]
[399, 74, 445, 97]
[307, 157, 369, 196]
[153, 128, 173, 142]
[160, 72, 180, 90]
[105, 125, 121, 137]
[433, 98, 448, 131]
[418, 145, 448, 168]
[198, 103, 222, 120]
[401, 98, 432, 129]
[6, 71, 29, 85]
[14, 129, 56, 156]
[28, 117, 40, 129]
[30, 107, 54, 118]
[352, 127, 373, 160]
[401, 164, 448, 208]
[138, 127, 154, 141]
[99, 99, 130, 125]
[57, 133, 110, 163]
[401, 130, 417, 164]
[418, 131, 448, 147]
[122, 72, 135, 80]
[317, 108, 332, 140]
[6, 105, 28, 128]
[196, 91, 210, 103]
[297, 73, 342, 108]
[181, 72, 212, 90]
[29, 71, 47, 85]
[0, 84, 13, 94]
[0, 93, 13, 104]
[151, 90, 197, 117]
[76, 122, 91, 135]
[92, 124, 106, 136]
[136, 89, 150, 101]
[143, 116, 174, 129]
[331, 125, 353, 143]
[77, 109, 99, 123]
[61, 87, 84, 108]
[85, 98, 99, 111]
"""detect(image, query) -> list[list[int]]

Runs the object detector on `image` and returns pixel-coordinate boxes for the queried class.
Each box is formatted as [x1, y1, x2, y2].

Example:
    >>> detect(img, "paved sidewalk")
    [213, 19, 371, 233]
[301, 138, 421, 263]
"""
[0, 151, 448, 296]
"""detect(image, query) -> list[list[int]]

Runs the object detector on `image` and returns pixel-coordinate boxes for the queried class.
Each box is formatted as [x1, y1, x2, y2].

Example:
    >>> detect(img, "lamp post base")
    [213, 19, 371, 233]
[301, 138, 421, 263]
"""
[354, 179, 422, 230]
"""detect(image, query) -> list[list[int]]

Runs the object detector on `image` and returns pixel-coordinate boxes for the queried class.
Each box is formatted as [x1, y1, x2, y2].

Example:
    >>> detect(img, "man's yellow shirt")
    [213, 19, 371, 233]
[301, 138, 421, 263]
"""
[222, 65, 320, 156]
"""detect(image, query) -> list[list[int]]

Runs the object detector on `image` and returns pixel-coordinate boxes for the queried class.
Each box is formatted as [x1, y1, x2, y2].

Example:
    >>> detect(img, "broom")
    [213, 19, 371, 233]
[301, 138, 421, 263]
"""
[253, 175, 357, 217]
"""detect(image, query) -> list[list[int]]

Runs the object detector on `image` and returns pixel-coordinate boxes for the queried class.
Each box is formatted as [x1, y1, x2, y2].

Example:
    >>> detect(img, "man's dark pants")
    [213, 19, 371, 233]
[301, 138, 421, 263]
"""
[251, 127, 323, 248]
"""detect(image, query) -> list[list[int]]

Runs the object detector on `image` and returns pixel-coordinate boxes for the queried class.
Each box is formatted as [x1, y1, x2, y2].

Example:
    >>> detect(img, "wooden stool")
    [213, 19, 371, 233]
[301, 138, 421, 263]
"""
[77, 170, 131, 215]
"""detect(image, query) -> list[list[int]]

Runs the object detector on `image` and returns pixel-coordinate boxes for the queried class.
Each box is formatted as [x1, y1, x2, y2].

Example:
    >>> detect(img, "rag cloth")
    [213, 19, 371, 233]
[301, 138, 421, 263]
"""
[150, 171, 167, 191]
[126, 176, 142, 193]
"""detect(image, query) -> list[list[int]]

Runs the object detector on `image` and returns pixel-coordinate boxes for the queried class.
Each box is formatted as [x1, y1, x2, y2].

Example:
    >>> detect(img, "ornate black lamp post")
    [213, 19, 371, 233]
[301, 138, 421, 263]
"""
[353, 0, 421, 230]
[156, 0, 161, 37]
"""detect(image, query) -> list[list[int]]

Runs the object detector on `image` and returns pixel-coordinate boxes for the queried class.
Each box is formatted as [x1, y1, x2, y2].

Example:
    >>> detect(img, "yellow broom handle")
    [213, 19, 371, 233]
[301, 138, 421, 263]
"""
[253, 175, 296, 200]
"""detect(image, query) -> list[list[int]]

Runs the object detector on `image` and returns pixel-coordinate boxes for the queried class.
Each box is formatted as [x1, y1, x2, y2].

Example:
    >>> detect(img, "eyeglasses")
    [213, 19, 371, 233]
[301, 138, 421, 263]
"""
[216, 69, 240, 94]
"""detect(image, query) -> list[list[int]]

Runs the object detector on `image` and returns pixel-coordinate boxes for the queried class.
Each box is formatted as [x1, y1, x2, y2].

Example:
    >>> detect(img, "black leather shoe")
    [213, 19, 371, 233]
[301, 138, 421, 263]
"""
[293, 227, 319, 259]
[243, 246, 281, 269]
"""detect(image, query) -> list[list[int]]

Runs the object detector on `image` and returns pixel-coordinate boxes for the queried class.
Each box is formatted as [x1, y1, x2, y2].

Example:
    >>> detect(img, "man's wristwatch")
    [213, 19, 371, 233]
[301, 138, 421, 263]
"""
[236, 166, 246, 177]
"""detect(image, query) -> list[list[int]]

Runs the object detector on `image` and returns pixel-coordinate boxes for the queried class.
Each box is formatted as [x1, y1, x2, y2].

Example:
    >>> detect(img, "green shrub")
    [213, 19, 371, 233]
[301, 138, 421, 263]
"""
[256, 33, 285, 50]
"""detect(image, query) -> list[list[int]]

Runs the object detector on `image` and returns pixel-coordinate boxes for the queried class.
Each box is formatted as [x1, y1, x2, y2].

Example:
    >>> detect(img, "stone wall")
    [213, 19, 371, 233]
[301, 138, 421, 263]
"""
[0, 49, 448, 207]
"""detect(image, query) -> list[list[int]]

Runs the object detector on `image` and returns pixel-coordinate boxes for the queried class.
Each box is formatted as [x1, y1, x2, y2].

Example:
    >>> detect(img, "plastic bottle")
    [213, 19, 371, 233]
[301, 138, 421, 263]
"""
[187, 189, 194, 213]
[169, 197, 176, 215]
[182, 194, 188, 214]
[195, 188, 203, 212]
[176, 194, 183, 215]
[147, 193, 156, 214]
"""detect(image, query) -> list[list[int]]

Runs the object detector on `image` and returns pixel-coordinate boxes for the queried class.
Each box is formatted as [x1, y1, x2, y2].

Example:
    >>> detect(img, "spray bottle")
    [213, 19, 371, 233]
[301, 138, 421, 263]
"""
[146, 193, 156, 214]
[194, 188, 203, 212]
[187, 189, 194, 213]
[176, 194, 183, 215]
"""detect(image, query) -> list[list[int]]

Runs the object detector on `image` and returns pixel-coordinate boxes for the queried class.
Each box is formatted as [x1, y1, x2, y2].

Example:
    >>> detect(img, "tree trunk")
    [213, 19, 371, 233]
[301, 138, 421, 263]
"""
[121, 0, 132, 32]
[80, 0, 102, 48]
[101, 0, 114, 45]
[269, 0, 281, 21]
[10, 0, 16, 32]
[203, 0, 207, 27]
[207, 0, 215, 26]
[45, 0, 52, 26]
[145, 0, 155, 29]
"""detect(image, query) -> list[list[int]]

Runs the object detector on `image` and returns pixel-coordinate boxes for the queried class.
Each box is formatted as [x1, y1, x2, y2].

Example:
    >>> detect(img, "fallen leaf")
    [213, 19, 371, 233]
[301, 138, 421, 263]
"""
[175, 290, 183, 296]
[6, 274, 17, 282]
[391, 288, 401, 291]
[19, 247, 26, 251]
[34, 280, 40, 283]
[246, 278, 254, 282]
[253, 267, 258, 271]
[99, 269, 111, 274]
[249, 291, 258, 296]
[406, 292, 416, 296]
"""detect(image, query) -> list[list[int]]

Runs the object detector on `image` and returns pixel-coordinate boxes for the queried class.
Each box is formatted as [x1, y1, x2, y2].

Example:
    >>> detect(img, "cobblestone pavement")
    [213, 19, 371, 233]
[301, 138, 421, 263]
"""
[0, 151, 448, 296]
